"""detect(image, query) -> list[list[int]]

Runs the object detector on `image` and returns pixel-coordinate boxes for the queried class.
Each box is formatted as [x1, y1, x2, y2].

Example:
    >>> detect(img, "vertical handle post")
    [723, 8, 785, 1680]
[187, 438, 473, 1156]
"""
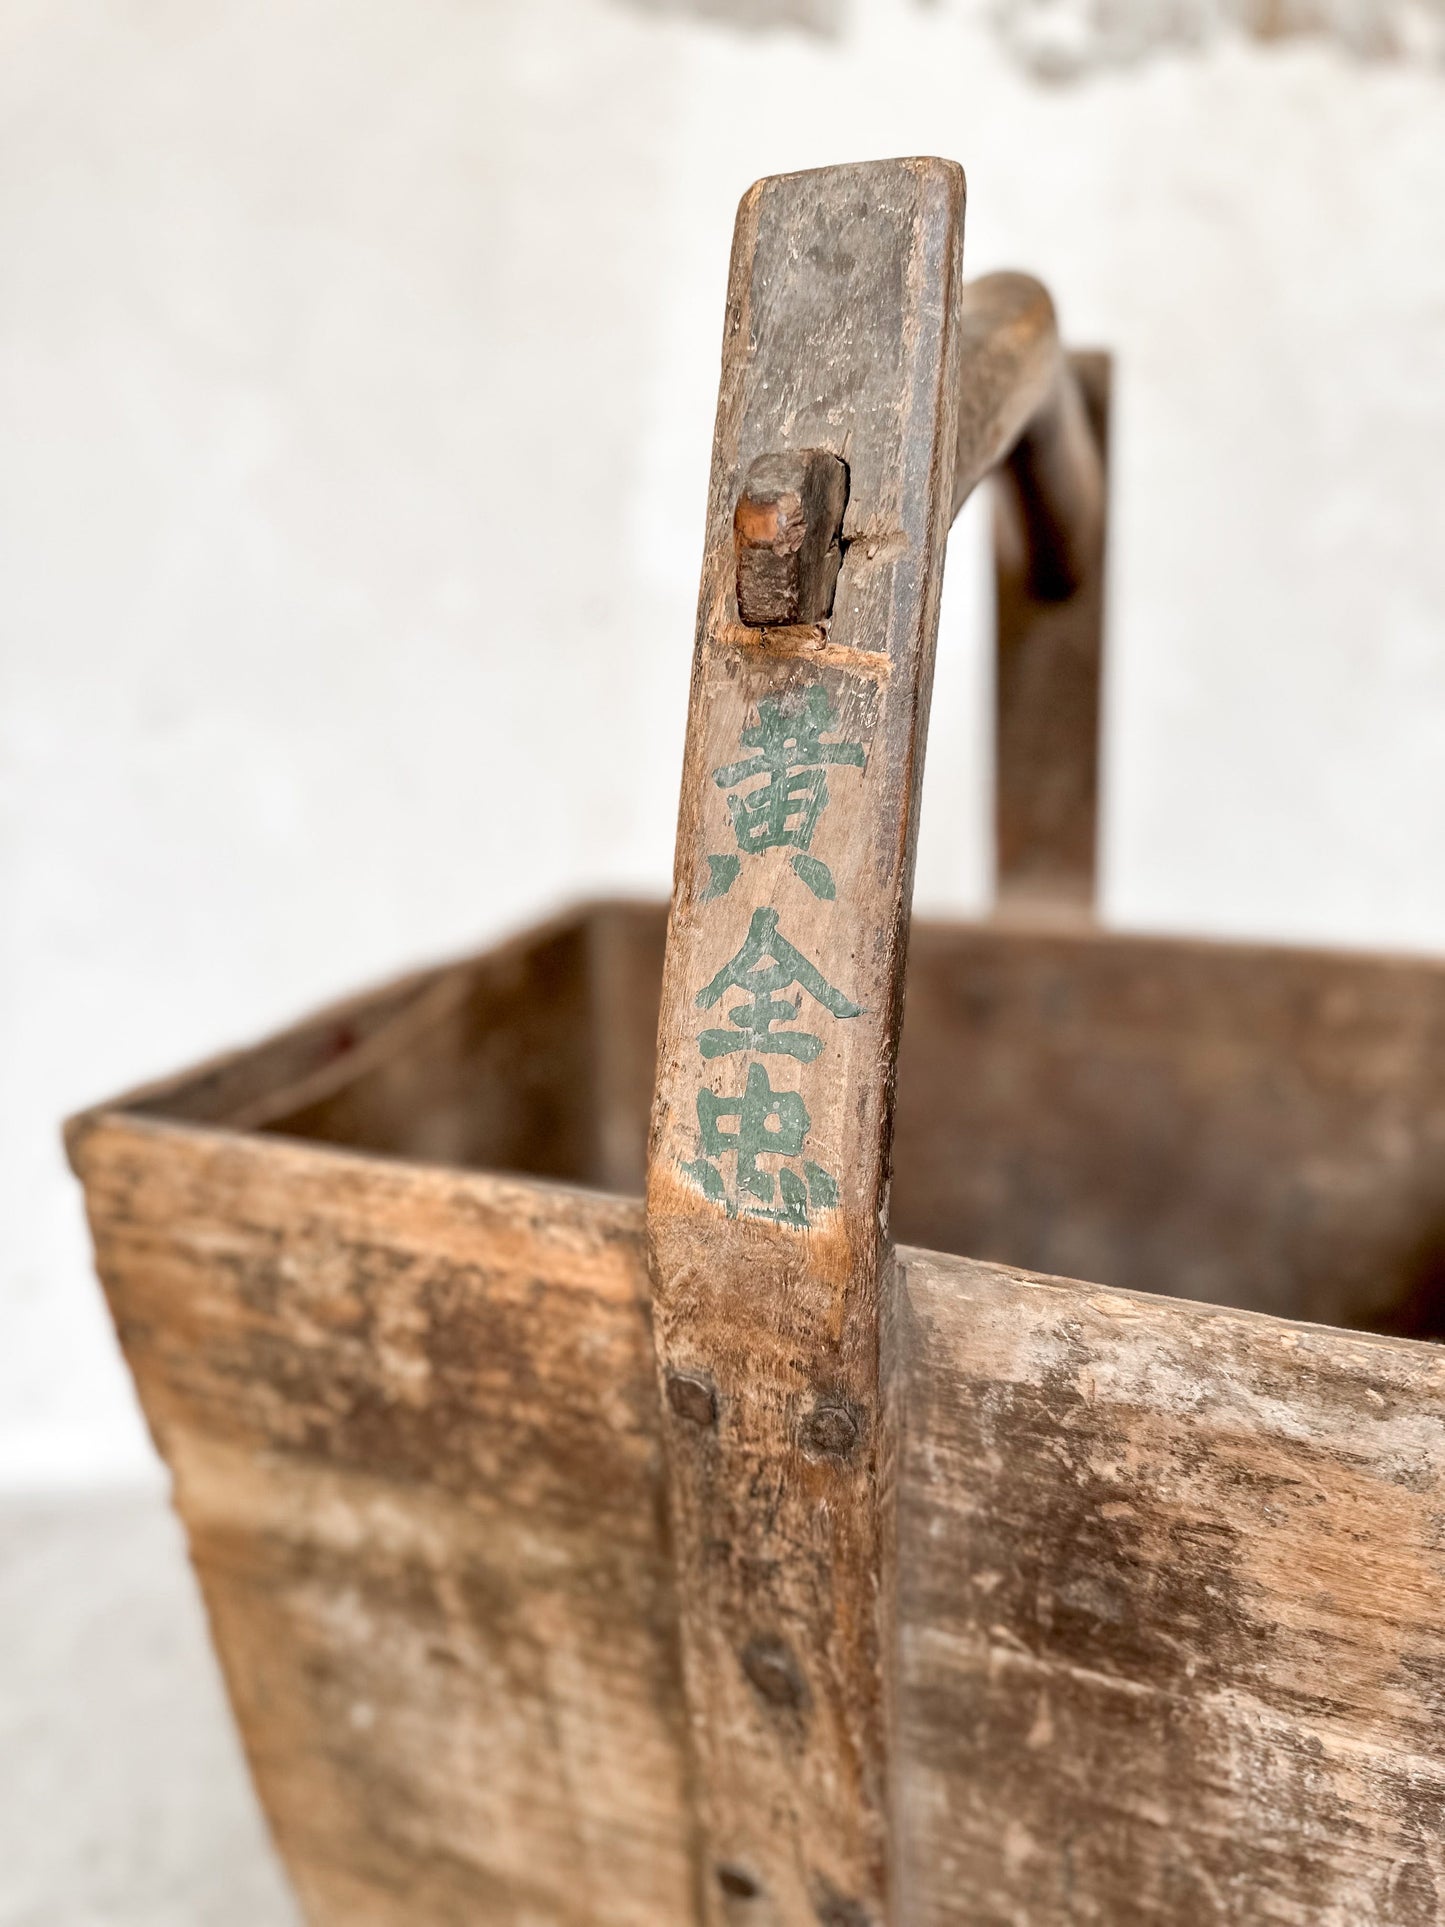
[646, 158, 966, 1925]
[645, 164, 1108, 1924]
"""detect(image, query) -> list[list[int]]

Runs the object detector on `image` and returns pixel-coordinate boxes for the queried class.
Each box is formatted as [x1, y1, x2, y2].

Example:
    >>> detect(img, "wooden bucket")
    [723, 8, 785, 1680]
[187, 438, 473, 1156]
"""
[68, 160, 1445, 1927]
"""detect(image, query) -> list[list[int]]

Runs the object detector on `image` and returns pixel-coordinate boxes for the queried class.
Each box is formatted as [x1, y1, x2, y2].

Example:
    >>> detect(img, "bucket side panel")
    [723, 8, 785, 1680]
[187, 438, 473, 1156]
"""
[71, 1116, 693, 1927]
[897, 1246, 1445, 1926]
[893, 922, 1445, 1334]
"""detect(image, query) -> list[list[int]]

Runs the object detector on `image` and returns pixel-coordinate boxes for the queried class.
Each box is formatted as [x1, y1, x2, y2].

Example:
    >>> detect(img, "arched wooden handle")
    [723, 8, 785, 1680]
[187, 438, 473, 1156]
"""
[951, 270, 1111, 914]
[646, 159, 1106, 1925]
[951, 271, 1105, 599]
[993, 343, 1111, 916]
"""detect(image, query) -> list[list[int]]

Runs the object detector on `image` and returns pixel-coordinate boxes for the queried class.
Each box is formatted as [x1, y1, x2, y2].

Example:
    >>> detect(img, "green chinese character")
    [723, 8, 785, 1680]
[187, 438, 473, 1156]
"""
[681, 1062, 841, 1225]
[695, 906, 861, 1061]
[707, 685, 864, 899]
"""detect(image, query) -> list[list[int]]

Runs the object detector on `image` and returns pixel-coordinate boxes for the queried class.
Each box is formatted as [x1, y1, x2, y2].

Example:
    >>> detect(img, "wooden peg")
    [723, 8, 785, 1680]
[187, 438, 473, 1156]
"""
[734, 448, 849, 627]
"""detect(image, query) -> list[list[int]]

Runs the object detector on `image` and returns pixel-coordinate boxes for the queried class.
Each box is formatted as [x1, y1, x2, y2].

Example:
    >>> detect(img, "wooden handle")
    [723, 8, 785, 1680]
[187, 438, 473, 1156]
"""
[952, 272, 1104, 598]
[947, 271, 1111, 917]
[992, 346, 1111, 916]
[645, 161, 1103, 1924]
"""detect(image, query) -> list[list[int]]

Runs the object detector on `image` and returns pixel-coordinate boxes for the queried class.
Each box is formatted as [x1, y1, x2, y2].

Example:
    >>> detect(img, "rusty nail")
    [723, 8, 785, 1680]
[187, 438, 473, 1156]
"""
[717, 1863, 763, 1901]
[811, 1879, 873, 1927]
[741, 1635, 809, 1712]
[666, 1369, 718, 1428]
[799, 1398, 862, 1461]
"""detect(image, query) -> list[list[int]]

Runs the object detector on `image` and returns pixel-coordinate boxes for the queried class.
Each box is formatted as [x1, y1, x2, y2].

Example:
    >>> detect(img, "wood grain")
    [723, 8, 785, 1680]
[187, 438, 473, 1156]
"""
[116, 909, 602, 1181]
[951, 273, 1103, 594]
[113, 894, 1445, 1340]
[68, 1067, 1445, 1924]
[892, 915, 1445, 1334]
[897, 1247, 1445, 1926]
[68, 1112, 694, 1926]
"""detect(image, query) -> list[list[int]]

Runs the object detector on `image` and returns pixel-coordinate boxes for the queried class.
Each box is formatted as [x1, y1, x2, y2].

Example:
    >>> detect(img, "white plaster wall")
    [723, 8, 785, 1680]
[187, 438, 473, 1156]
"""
[4, 0, 1444, 1488]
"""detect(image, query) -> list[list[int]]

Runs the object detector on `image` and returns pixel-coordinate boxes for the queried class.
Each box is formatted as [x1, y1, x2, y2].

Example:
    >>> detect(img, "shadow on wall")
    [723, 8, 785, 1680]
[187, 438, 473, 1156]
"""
[615, 0, 1445, 71]
[994, 0, 1445, 79]
[616, 0, 846, 37]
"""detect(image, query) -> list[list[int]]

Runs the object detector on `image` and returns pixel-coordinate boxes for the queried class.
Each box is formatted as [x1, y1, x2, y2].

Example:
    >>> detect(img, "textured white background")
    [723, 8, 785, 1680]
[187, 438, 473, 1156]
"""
[5, 0, 1445, 1492]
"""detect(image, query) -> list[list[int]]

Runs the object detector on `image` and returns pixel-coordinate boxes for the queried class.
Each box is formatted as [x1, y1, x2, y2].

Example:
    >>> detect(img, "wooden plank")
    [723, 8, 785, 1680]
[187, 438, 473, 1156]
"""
[896, 1245, 1445, 1926]
[57, 139, 1445, 1924]
[892, 918, 1445, 1332]
[951, 273, 1074, 524]
[68, 1114, 693, 1926]
[565, 905, 1445, 1343]
[646, 158, 968, 1925]
[75, 1092, 1445, 1925]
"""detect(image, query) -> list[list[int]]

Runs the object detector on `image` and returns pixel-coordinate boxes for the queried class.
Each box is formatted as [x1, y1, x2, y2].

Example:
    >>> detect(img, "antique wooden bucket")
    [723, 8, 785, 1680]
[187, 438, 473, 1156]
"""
[68, 160, 1445, 1927]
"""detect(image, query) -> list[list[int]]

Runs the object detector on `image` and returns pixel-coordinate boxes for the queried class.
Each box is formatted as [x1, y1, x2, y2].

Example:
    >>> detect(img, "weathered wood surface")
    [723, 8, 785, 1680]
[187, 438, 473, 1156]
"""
[950, 271, 1058, 516]
[69, 1079, 1445, 1925]
[897, 1248, 1445, 1927]
[67, 1112, 694, 1926]
[646, 157, 968, 1925]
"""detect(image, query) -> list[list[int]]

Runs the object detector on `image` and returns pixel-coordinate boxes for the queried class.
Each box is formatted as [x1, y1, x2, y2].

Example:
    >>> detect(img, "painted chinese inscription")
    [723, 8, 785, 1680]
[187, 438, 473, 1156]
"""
[681, 1063, 840, 1227]
[705, 685, 864, 901]
[681, 676, 873, 1229]
[696, 907, 860, 1062]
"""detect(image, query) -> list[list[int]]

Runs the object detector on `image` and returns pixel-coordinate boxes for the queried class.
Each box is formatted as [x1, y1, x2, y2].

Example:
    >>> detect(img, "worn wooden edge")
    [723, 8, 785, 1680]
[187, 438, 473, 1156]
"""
[72, 1093, 1445, 1926]
[950, 271, 1059, 517]
[75, 1094, 1445, 1440]
[73, 1096, 1445, 1437]
[69, 1106, 665, 1517]
[78, 1057, 1445, 1380]
[899, 1242, 1445, 1372]
[68, 1104, 650, 1269]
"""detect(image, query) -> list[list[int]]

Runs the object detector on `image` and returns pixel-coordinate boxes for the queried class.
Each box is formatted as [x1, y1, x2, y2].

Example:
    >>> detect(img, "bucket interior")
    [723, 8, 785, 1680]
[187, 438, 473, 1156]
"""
[137, 900, 1445, 1340]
